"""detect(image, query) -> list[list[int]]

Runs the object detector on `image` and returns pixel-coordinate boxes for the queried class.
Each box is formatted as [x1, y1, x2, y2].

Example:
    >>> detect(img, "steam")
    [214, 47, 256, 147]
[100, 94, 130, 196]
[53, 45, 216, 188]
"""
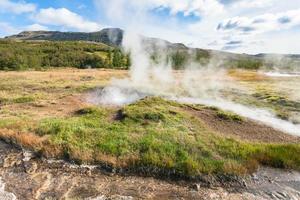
[89, 30, 300, 136]
[264, 72, 300, 77]
[173, 97, 300, 136]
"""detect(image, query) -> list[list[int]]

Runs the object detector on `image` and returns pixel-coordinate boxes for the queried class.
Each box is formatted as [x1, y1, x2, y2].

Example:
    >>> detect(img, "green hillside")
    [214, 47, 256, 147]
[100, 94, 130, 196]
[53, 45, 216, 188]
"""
[0, 40, 130, 70]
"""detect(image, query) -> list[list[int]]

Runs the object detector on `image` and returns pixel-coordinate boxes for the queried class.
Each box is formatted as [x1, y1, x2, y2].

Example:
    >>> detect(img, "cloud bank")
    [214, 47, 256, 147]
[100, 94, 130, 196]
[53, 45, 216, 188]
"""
[34, 8, 101, 32]
[0, 0, 36, 14]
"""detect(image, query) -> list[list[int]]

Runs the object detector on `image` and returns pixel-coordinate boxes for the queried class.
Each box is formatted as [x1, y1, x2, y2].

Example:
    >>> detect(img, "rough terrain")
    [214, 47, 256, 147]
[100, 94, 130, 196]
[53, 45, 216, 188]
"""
[0, 141, 300, 200]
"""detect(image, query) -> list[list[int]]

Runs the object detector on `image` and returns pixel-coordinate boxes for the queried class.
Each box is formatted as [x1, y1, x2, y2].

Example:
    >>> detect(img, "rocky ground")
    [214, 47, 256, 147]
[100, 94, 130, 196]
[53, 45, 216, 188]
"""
[0, 141, 299, 200]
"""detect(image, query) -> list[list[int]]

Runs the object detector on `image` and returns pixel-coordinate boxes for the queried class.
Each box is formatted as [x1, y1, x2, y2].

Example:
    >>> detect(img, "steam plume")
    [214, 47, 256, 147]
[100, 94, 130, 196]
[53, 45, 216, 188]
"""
[88, 30, 300, 136]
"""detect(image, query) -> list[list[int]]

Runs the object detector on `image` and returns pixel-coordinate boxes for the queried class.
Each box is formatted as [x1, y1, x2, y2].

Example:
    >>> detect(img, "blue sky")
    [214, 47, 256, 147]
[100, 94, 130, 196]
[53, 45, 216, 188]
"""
[1, 0, 300, 54]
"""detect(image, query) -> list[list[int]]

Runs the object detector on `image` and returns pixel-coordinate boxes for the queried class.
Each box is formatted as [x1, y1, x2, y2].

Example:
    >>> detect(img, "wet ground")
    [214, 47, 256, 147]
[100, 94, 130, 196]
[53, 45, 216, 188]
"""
[0, 141, 299, 200]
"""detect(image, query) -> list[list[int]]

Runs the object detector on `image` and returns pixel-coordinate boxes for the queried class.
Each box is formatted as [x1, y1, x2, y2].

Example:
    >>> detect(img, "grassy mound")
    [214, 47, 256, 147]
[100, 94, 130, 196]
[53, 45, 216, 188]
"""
[20, 97, 299, 177]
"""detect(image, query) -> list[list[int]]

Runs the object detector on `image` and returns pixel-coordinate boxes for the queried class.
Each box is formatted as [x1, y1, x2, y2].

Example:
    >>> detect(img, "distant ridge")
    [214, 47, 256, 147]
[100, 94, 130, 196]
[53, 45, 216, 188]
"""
[5, 28, 188, 50]
[4, 28, 300, 60]
[6, 28, 124, 46]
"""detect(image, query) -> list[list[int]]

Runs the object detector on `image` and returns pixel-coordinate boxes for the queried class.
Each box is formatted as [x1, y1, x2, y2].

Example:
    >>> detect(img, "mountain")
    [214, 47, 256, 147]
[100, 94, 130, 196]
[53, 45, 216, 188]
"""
[255, 53, 300, 59]
[5, 28, 186, 49]
[5, 28, 124, 46]
[6, 28, 300, 58]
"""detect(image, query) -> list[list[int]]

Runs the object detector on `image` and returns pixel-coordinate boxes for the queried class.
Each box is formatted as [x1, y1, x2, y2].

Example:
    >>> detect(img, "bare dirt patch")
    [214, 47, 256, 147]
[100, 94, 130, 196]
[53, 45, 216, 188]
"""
[186, 106, 300, 144]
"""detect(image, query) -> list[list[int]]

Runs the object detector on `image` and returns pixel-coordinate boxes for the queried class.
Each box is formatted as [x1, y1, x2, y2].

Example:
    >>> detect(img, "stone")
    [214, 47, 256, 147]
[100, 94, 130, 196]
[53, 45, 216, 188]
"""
[191, 183, 201, 191]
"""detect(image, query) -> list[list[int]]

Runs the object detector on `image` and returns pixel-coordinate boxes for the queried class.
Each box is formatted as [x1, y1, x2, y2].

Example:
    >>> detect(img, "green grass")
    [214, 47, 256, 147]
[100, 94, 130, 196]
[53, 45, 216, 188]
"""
[31, 97, 300, 177]
[222, 84, 300, 123]
[216, 110, 243, 122]
[0, 95, 36, 105]
[13, 96, 35, 104]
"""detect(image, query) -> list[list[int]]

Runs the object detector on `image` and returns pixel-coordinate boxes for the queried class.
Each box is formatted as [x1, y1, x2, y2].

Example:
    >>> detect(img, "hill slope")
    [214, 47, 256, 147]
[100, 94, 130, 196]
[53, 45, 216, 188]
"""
[4, 28, 300, 71]
[6, 28, 124, 46]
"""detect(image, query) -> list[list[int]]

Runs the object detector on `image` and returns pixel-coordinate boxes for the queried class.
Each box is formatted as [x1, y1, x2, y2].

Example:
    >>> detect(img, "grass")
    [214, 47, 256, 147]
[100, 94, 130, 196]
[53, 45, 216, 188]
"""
[0, 69, 300, 179]
[10, 97, 297, 177]
[0, 95, 36, 105]
[226, 70, 300, 123]
[216, 110, 243, 122]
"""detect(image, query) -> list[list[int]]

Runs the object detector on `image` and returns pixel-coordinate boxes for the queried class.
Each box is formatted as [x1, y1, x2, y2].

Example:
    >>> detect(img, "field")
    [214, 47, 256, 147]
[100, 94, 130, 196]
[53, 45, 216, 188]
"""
[1, 68, 300, 178]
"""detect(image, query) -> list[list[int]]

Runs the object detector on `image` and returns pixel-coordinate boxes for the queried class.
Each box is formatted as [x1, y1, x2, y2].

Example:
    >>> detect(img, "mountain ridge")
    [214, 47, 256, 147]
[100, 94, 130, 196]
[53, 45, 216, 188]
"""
[5, 28, 189, 50]
[4, 28, 300, 60]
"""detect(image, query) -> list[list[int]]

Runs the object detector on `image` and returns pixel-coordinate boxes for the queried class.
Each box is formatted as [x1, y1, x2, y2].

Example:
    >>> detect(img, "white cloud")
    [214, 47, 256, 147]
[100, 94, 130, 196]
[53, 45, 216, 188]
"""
[217, 9, 300, 35]
[0, 0, 36, 14]
[151, 0, 224, 17]
[34, 7, 101, 32]
[231, 0, 273, 9]
[25, 23, 48, 31]
[0, 22, 20, 37]
[0, 23, 48, 37]
[94, 0, 224, 21]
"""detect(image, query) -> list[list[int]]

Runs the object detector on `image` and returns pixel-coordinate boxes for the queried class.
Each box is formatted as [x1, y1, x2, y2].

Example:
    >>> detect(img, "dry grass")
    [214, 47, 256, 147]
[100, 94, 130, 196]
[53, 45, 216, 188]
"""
[0, 128, 44, 149]
[227, 69, 267, 81]
[0, 68, 128, 120]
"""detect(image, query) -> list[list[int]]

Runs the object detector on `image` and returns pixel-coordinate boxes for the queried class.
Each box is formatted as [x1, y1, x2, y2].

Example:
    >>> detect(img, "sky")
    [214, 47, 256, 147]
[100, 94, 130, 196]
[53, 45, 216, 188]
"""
[1, 0, 300, 54]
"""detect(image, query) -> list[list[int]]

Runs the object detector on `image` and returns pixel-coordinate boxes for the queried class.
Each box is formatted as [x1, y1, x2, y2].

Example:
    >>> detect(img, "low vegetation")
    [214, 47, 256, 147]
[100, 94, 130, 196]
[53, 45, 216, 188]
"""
[216, 110, 244, 122]
[0, 69, 299, 179]
[0, 40, 130, 70]
[226, 71, 300, 123]
[226, 58, 263, 70]
[1, 96, 300, 177]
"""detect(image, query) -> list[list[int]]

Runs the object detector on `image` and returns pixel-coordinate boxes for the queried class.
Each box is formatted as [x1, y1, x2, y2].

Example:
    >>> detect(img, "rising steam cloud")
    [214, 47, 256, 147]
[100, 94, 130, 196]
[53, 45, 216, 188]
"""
[87, 28, 300, 136]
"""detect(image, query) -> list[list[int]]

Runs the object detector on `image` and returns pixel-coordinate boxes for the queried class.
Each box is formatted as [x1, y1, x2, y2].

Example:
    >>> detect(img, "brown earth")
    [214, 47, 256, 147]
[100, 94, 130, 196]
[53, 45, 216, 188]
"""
[1, 140, 297, 200]
[186, 106, 300, 144]
[1, 141, 300, 200]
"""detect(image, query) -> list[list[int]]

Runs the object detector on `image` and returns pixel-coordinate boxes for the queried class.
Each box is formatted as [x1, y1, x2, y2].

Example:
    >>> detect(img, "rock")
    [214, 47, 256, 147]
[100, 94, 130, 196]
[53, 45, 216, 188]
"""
[24, 162, 38, 174]
[3, 154, 22, 168]
[276, 191, 288, 198]
[251, 174, 259, 182]
[191, 183, 201, 191]
[22, 150, 35, 162]
[86, 169, 92, 176]
[268, 179, 274, 183]
[242, 180, 248, 188]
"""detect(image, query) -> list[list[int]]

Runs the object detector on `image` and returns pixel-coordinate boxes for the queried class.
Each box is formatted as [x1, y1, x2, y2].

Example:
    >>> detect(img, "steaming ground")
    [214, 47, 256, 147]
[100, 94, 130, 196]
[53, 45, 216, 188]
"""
[88, 32, 300, 136]
[2, 68, 300, 193]
[90, 68, 300, 137]
[174, 97, 300, 136]
[88, 85, 148, 106]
